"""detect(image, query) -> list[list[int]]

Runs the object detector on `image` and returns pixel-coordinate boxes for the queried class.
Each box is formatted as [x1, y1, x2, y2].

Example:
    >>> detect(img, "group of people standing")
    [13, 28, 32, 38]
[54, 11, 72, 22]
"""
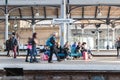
[5, 32, 39, 63]
[5, 31, 93, 63]
[5, 32, 19, 58]
[26, 32, 64, 63]
[6, 32, 39, 63]
[5, 31, 120, 64]
[5, 31, 62, 63]
[25, 32, 38, 63]
[25, 31, 93, 63]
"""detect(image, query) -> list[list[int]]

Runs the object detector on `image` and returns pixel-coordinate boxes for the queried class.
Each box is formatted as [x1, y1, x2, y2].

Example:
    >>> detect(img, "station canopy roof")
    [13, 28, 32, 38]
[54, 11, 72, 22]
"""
[0, 0, 120, 25]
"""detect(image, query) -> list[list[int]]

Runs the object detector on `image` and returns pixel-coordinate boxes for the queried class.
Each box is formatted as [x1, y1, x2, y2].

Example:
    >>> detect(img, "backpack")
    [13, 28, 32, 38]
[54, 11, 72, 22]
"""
[46, 37, 52, 47]
[12, 37, 18, 46]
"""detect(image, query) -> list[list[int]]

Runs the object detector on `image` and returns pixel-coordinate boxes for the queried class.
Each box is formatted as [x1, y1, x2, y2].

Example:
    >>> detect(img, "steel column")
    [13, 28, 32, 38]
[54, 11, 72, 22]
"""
[107, 25, 110, 50]
[60, 0, 67, 47]
[97, 29, 100, 51]
[112, 28, 115, 49]
[5, 0, 9, 41]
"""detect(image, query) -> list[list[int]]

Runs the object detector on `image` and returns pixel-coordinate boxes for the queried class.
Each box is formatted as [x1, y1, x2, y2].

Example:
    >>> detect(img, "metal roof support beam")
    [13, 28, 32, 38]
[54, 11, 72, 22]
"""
[31, 7, 35, 33]
[73, 18, 118, 20]
[69, 6, 71, 18]
[31, 7, 34, 19]
[82, 6, 84, 18]
[69, 0, 120, 6]
[5, 1, 7, 14]
[1, 0, 120, 6]
[66, 0, 70, 17]
[1, 16, 120, 21]
[1, 17, 120, 21]
[8, 0, 61, 6]
[107, 6, 111, 19]
[18, 8, 22, 18]
[31, 7, 35, 25]
[43, 7, 46, 18]
[95, 6, 98, 18]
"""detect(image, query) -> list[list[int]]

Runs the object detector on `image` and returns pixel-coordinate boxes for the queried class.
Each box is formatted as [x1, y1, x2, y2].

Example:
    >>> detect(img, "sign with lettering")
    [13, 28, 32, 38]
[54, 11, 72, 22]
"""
[53, 18, 73, 24]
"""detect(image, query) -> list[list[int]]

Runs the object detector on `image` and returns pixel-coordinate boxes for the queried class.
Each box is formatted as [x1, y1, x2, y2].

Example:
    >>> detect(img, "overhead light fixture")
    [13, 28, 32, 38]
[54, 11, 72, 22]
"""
[13, 17, 18, 30]
[35, 12, 40, 17]
[95, 23, 101, 28]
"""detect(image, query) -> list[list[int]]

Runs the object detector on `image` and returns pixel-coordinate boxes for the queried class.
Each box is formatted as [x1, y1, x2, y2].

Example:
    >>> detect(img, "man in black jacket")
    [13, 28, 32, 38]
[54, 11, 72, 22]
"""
[11, 32, 18, 58]
[6, 36, 12, 56]
[47, 32, 61, 63]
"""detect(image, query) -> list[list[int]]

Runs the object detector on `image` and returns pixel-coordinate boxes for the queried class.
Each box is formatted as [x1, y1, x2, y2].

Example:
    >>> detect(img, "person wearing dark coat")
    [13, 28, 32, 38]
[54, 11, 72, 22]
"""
[6, 36, 12, 56]
[47, 32, 61, 63]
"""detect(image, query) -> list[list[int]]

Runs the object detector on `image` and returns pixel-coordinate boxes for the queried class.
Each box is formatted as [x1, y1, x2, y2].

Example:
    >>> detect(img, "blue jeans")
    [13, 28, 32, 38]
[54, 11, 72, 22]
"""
[30, 46, 38, 62]
[26, 48, 32, 61]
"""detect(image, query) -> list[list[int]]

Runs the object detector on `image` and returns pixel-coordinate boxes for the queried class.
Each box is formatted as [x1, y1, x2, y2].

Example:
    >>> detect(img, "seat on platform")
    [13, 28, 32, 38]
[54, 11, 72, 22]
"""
[69, 47, 82, 58]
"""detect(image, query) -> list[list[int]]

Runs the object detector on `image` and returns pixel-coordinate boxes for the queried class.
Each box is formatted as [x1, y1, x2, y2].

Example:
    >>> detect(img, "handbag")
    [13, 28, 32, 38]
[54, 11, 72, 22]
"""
[42, 54, 48, 61]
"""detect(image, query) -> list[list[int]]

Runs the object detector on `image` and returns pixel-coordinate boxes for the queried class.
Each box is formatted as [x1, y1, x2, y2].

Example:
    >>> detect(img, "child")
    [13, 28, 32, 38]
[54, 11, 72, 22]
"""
[25, 37, 32, 62]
